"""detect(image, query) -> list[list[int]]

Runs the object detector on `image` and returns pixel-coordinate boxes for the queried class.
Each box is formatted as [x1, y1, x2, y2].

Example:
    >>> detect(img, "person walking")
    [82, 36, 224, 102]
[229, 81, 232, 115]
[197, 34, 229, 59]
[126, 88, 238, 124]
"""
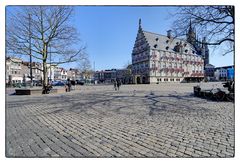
[66, 78, 71, 92]
[113, 79, 117, 91]
[116, 79, 121, 91]
[71, 80, 76, 90]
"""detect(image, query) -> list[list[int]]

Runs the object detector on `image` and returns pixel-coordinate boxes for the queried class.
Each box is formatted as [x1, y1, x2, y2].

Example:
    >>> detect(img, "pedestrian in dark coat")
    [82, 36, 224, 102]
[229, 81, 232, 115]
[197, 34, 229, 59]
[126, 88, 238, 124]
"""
[67, 78, 71, 92]
[113, 80, 117, 91]
[116, 79, 121, 91]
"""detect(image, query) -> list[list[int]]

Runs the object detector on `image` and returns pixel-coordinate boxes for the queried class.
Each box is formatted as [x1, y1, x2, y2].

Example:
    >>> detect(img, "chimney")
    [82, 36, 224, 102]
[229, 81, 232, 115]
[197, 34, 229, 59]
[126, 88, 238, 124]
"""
[167, 30, 172, 39]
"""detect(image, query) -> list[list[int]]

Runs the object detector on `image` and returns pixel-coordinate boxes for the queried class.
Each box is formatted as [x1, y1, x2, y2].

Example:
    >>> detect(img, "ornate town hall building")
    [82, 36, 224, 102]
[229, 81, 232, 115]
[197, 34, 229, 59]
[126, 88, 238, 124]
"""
[132, 19, 209, 84]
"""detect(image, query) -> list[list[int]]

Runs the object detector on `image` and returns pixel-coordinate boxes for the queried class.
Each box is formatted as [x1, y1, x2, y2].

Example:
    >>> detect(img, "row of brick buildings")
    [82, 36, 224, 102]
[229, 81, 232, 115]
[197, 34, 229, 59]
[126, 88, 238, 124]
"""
[6, 57, 94, 85]
[204, 64, 234, 81]
[94, 68, 132, 84]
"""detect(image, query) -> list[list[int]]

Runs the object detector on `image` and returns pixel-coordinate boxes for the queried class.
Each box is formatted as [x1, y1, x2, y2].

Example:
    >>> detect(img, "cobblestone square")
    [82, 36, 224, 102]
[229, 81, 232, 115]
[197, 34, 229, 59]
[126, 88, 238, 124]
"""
[6, 83, 234, 157]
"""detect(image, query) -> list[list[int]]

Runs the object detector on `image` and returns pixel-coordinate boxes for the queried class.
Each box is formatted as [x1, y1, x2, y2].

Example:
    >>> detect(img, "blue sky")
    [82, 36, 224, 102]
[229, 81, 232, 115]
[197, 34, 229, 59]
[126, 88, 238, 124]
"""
[71, 6, 175, 70]
[71, 6, 234, 70]
[6, 6, 234, 70]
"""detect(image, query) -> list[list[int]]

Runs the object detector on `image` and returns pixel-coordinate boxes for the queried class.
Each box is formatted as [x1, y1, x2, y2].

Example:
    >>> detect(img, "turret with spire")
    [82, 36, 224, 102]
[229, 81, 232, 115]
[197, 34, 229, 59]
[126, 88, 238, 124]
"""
[201, 37, 209, 66]
[138, 18, 142, 31]
[186, 20, 196, 45]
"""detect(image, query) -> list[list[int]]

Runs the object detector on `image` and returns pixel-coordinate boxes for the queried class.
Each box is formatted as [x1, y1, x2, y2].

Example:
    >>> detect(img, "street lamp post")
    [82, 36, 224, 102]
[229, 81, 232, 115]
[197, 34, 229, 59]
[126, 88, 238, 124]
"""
[50, 44, 52, 82]
[29, 14, 33, 87]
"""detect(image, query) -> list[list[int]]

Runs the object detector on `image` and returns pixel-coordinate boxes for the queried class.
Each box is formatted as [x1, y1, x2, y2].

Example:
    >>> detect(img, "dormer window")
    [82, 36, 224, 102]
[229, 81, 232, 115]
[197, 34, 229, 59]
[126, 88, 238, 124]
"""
[185, 49, 188, 53]
[184, 43, 187, 47]
[166, 46, 169, 50]
[166, 40, 169, 43]
[154, 44, 158, 48]
[156, 38, 159, 41]
[192, 50, 195, 54]
[176, 42, 179, 45]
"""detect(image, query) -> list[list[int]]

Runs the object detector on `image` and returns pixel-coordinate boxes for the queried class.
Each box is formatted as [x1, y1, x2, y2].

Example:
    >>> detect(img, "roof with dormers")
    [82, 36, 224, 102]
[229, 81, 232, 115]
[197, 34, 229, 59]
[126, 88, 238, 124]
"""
[142, 30, 198, 55]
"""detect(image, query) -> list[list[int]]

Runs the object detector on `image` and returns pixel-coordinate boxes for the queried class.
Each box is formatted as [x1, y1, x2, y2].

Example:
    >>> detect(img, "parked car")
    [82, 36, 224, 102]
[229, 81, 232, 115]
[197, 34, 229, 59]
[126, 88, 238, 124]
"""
[33, 80, 42, 86]
[12, 83, 22, 88]
[76, 80, 84, 85]
[52, 81, 65, 86]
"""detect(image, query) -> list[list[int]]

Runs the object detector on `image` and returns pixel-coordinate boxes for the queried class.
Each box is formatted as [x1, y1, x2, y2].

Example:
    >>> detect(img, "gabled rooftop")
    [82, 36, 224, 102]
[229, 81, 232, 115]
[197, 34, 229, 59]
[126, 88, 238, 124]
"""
[142, 30, 196, 54]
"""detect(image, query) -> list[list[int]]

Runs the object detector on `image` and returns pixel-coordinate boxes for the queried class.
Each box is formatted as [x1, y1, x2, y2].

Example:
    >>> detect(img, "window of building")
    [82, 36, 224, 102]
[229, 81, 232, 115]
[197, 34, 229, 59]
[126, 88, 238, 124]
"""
[170, 78, 174, 81]
[159, 78, 162, 81]
[163, 64, 166, 68]
[163, 51, 166, 56]
[164, 78, 168, 81]
[156, 38, 159, 41]
[166, 46, 169, 50]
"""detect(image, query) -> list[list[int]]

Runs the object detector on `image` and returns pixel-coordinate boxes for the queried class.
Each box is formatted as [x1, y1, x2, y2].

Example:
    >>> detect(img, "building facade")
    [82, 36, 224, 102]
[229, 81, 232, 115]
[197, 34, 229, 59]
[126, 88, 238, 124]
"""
[204, 64, 215, 81]
[227, 67, 234, 80]
[94, 68, 132, 84]
[131, 19, 205, 84]
[94, 69, 116, 83]
[214, 67, 228, 81]
[54, 67, 68, 81]
[6, 57, 98, 85]
[67, 68, 77, 80]
[22, 61, 43, 82]
[116, 68, 132, 84]
[214, 65, 234, 81]
[6, 57, 23, 84]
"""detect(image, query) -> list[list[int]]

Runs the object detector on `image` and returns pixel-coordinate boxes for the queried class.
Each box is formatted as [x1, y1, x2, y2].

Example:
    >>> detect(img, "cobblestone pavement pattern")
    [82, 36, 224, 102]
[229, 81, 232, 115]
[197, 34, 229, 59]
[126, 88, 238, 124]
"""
[6, 83, 234, 157]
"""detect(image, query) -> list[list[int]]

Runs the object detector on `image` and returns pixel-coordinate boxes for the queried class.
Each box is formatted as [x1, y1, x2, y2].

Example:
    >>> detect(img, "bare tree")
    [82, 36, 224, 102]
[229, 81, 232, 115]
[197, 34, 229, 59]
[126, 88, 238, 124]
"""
[78, 54, 93, 80]
[171, 6, 234, 55]
[6, 6, 86, 93]
[78, 54, 91, 72]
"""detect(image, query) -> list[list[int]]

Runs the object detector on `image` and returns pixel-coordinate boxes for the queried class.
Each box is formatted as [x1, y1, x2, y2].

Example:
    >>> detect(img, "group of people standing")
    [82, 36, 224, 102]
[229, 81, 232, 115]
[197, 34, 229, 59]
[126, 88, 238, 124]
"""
[113, 79, 121, 91]
[65, 78, 76, 92]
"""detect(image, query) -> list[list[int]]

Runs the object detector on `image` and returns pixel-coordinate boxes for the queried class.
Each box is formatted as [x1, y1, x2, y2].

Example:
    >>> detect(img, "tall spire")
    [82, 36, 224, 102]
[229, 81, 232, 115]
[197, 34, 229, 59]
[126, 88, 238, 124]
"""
[202, 37, 206, 48]
[188, 19, 194, 32]
[187, 19, 196, 45]
[139, 18, 142, 29]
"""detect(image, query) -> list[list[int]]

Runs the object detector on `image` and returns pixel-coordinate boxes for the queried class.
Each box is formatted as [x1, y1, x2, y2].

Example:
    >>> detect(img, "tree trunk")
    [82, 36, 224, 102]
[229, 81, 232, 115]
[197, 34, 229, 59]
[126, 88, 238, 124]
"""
[42, 60, 48, 94]
[43, 60, 48, 86]
[42, 43, 48, 94]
